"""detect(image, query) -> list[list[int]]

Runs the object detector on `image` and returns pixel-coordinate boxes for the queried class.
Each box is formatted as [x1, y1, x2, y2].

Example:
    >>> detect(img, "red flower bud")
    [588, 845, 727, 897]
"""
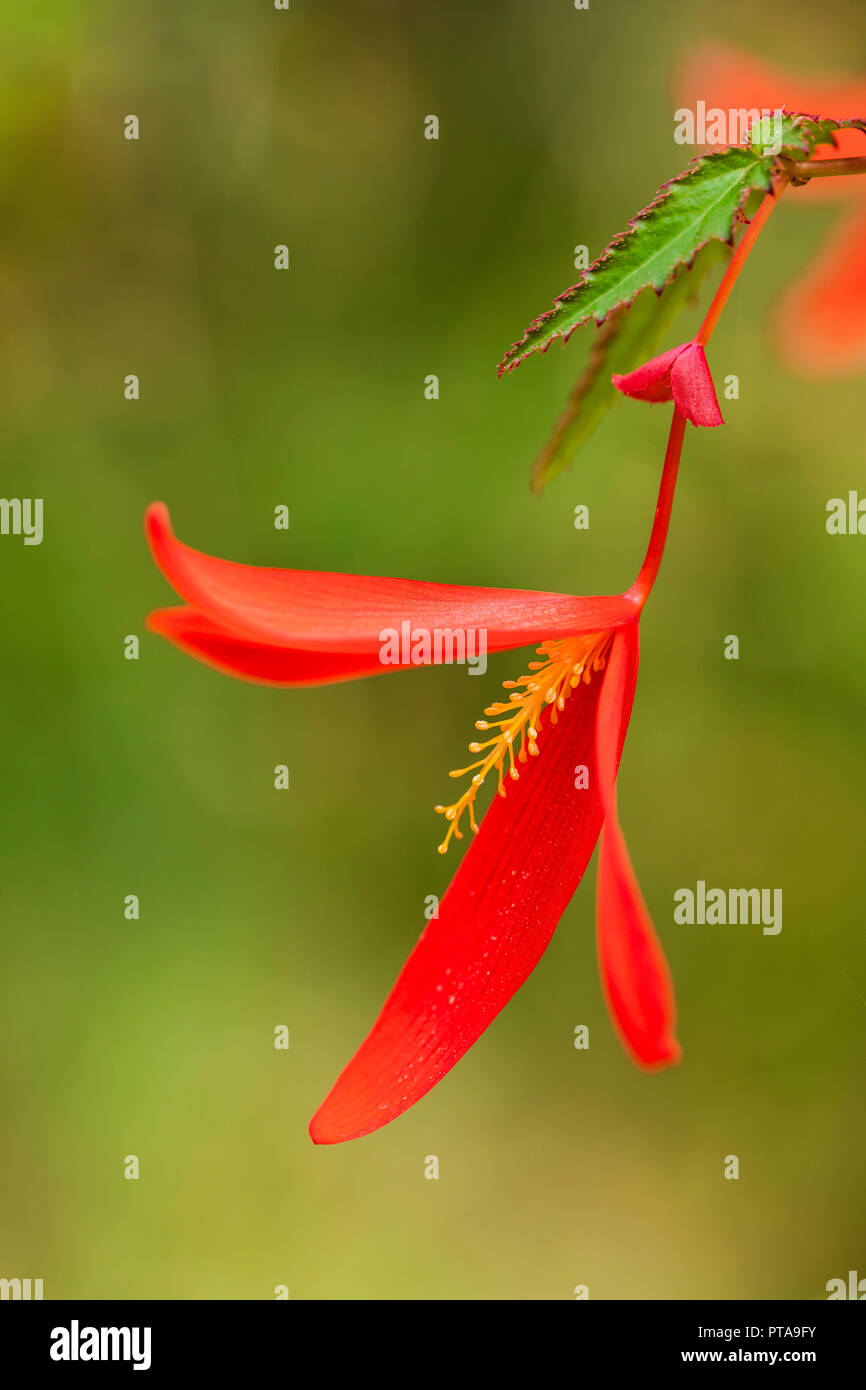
[613, 339, 724, 428]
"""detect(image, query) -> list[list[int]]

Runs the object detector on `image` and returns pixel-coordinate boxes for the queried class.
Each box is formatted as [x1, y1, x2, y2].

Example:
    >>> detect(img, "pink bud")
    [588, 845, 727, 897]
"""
[613, 340, 724, 428]
[670, 342, 724, 428]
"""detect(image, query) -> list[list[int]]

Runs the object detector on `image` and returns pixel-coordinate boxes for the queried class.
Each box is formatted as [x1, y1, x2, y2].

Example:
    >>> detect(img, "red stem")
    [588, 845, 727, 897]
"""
[626, 182, 789, 607]
[696, 181, 787, 347]
[627, 408, 687, 609]
[624, 177, 794, 611]
[785, 155, 866, 181]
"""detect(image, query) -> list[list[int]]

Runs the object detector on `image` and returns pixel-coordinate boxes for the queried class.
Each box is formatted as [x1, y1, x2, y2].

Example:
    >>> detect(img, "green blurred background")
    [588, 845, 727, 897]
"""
[1, 0, 864, 1300]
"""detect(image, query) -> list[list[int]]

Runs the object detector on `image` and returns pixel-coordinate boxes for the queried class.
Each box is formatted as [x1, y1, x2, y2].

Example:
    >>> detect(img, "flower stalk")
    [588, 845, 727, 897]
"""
[782, 154, 866, 182]
[627, 409, 687, 608]
[696, 180, 788, 347]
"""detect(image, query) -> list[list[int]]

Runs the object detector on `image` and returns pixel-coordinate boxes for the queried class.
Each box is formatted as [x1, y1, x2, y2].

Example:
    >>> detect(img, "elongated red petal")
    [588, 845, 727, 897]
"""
[146, 607, 392, 686]
[310, 629, 638, 1144]
[612, 344, 683, 403]
[670, 343, 723, 427]
[145, 503, 637, 656]
[773, 205, 866, 374]
[594, 625, 680, 1068]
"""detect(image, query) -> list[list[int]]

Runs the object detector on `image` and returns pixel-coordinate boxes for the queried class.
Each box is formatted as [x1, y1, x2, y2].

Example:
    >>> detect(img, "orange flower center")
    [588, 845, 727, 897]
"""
[434, 630, 612, 853]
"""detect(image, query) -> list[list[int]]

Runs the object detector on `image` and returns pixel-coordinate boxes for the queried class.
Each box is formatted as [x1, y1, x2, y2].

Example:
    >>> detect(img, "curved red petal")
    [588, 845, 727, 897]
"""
[146, 606, 393, 686]
[310, 631, 638, 1144]
[612, 343, 683, 403]
[145, 503, 637, 656]
[773, 205, 866, 375]
[670, 343, 724, 428]
[594, 625, 680, 1068]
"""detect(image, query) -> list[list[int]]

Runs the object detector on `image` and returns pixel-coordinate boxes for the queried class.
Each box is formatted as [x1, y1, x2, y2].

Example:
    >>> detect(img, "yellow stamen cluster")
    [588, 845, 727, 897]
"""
[434, 631, 611, 853]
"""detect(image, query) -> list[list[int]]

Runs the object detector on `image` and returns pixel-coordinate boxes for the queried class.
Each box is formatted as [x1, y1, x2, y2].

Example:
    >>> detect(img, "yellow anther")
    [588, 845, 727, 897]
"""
[433, 630, 612, 852]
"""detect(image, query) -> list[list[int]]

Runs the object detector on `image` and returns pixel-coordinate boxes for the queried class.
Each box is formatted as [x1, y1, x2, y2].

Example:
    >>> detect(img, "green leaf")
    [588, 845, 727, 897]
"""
[530, 240, 730, 493]
[498, 112, 865, 377]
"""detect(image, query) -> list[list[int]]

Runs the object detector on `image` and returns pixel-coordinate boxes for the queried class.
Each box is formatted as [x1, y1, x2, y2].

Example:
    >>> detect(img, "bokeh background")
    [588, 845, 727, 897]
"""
[1, 0, 864, 1300]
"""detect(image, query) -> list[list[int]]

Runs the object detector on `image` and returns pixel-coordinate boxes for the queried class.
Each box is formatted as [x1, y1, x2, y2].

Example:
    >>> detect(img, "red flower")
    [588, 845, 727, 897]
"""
[145, 416, 687, 1143]
[613, 340, 723, 427]
[676, 43, 866, 374]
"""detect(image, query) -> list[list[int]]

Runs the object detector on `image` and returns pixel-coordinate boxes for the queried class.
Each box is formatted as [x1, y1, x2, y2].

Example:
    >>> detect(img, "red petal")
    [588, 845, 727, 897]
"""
[612, 344, 683, 403]
[670, 343, 724, 428]
[773, 205, 866, 375]
[309, 629, 638, 1144]
[145, 503, 637, 656]
[594, 625, 681, 1068]
[146, 607, 392, 686]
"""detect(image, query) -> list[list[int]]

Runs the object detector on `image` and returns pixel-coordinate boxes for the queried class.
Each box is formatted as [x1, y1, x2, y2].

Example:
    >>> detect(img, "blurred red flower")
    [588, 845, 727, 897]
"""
[677, 43, 866, 374]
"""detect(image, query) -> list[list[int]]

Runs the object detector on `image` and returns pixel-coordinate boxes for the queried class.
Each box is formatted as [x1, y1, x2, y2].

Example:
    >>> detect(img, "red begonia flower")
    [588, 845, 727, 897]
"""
[145, 416, 687, 1143]
[676, 42, 866, 374]
[613, 340, 723, 427]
